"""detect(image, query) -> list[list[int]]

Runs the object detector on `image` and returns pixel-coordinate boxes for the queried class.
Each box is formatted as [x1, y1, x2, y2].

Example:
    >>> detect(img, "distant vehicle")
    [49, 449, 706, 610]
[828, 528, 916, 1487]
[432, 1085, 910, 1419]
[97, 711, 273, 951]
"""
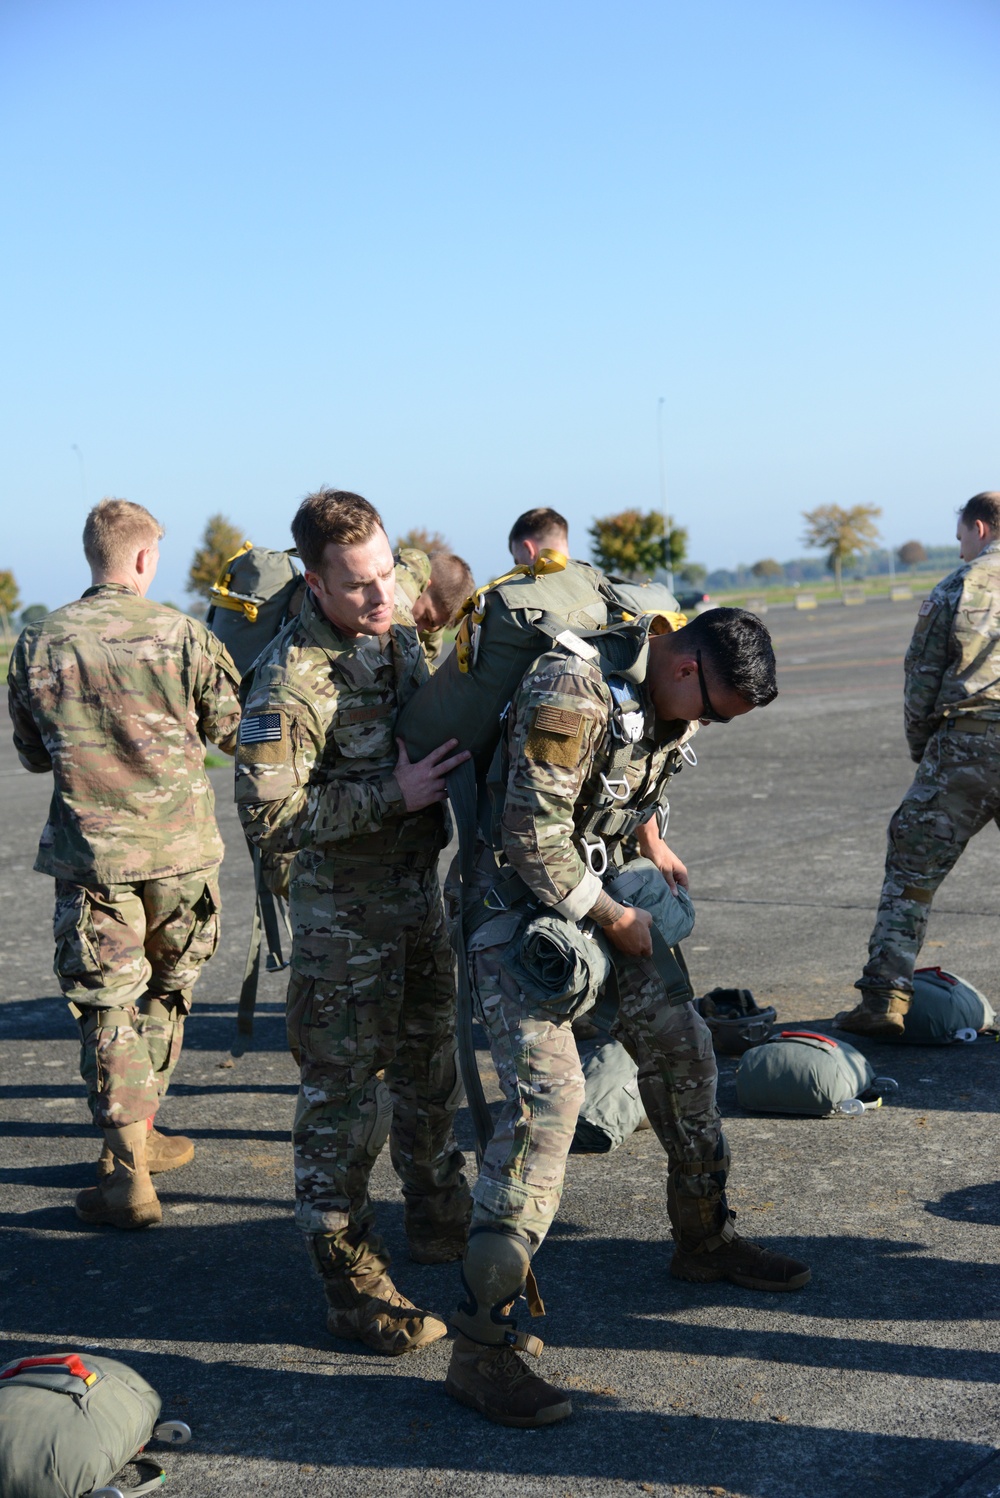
[675, 588, 711, 612]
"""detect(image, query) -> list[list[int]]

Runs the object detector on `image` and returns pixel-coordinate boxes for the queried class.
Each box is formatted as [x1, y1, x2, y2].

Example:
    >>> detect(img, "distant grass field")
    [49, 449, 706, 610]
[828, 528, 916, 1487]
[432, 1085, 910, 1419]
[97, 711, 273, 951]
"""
[706, 570, 948, 609]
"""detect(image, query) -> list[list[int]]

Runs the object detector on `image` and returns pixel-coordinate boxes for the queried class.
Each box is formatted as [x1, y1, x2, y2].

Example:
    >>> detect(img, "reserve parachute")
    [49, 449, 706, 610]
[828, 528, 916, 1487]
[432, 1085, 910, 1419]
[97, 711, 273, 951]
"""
[396, 549, 685, 768]
[206, 542, 304, 678]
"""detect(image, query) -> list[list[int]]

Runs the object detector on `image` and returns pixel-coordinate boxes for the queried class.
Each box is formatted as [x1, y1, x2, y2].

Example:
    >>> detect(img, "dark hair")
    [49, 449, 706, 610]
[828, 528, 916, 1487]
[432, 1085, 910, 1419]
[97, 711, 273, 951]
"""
[291, 488, 383, 571]
[675, 607, 778, 707]
[508, 507, 569, 548]
[959, 491, 1000, 535]
[428, 552, 475, 621]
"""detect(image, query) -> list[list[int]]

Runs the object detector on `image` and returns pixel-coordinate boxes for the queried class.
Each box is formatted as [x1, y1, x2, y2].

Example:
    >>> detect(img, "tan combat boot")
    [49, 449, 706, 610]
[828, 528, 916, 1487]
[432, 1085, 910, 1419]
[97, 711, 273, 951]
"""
[836, 989, 910, 1040]
[446, 1228, 572, 1428]
[76, 1122, 162, 1230]
[670, 1209, 810, 1291]
[309, 1233, 447, 1356]
[97, 1119, 195, 1179]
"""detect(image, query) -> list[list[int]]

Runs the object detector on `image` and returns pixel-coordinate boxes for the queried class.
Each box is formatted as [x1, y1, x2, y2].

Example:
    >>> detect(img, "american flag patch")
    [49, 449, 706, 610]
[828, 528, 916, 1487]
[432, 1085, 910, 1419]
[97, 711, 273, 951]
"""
[239, 712, 283, 745]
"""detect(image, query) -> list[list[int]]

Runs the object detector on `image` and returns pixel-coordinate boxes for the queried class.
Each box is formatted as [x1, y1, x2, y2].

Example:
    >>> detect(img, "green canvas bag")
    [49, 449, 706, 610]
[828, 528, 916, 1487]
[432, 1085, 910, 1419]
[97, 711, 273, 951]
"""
[0, 1351, 189, 1498]
[736, 1031, 875, 1117]
[903, 966, 997, 1045]
[206, 542, 304, 678]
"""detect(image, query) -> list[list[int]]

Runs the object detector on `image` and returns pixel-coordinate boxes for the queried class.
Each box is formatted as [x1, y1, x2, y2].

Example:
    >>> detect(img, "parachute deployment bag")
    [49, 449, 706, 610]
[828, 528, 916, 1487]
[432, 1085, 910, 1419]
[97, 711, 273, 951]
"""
[206, 542, 304, 679]
[0, 1351, 187, 1498]
[736, 1031, 874, 1117]
[903, 966, 997, 1044]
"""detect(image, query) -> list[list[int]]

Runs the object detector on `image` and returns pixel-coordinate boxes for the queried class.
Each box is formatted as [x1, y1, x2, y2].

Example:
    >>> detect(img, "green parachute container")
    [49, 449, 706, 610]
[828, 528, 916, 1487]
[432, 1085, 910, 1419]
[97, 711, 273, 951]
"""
[903, 966, 997, 1045]
[396, 551, 684, 771]
[206, 542, 304, 678]
[0, 1350, 189, 1498]
[736, 1031, 875, 1117]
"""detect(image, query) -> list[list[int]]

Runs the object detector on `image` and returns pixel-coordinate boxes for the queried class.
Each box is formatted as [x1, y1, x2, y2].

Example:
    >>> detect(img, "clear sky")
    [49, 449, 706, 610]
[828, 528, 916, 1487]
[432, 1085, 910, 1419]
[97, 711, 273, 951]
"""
[2, 0, 997, 609]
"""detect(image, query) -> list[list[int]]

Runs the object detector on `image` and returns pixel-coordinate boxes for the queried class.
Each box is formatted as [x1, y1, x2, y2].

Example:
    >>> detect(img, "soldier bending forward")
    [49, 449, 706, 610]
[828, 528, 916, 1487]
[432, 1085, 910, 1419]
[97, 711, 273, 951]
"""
[840, 491, 1000, 1037]
[236, 488, 472, 1354]
[445, 608, 811, 1427]
[7, 499, 242, 1229]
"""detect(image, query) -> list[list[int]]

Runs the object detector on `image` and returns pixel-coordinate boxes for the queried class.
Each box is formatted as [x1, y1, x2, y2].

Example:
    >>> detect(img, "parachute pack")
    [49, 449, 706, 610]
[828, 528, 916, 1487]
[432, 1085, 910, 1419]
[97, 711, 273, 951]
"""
[206, 542, 304, 679]
[735, 1031, 878, 1117]
[903, 966, 997, 1044]
[0, 1351, 190, 1498]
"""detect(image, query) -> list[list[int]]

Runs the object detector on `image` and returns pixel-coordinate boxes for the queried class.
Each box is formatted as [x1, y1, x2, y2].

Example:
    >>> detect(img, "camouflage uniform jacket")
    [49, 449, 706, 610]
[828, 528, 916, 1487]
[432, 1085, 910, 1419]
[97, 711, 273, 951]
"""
[394, 547, 446, 669]
[904, 540, 1000, 759]
[495, 644, 689, 921]
[234, 588, 446, 898]
[6, 584, 242, 883]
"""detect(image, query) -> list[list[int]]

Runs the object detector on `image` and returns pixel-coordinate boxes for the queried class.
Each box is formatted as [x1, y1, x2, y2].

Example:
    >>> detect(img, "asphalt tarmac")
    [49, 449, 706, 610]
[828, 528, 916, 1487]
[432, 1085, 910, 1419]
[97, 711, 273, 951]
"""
[2, 595, 998, 1498]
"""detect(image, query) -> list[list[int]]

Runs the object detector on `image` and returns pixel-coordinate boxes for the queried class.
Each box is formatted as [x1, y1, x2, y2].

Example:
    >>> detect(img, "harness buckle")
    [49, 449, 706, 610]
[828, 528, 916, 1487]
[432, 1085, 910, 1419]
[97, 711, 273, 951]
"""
[580, 836, 608, 877]
[483, 886, 510, 912]
[657, 801, 670, 838]
[679, 741, 698, 767]
[599, 773, 630, 802]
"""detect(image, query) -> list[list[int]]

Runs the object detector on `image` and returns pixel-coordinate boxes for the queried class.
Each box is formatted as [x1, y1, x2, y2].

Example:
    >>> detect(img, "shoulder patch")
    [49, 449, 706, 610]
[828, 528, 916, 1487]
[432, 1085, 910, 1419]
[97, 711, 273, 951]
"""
[237, 710, 289, 765]
[918, 599, 937, 616]
[534, 705, 584, 738]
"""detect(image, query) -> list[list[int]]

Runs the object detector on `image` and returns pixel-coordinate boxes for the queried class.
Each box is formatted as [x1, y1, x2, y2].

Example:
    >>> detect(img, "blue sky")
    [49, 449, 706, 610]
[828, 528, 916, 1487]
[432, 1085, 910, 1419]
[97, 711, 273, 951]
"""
[2, 0, 997, 609]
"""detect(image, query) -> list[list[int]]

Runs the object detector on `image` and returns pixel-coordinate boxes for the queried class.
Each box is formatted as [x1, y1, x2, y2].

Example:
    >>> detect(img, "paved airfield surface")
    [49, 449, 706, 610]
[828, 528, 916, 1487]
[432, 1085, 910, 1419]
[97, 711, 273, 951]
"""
[2, 597, 998, 1498]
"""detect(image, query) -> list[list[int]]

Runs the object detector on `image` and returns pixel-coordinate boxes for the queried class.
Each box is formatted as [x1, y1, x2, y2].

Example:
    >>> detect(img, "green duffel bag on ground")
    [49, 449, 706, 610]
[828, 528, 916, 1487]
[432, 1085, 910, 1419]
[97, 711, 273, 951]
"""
[0, 1351, 187, 1498]
[736, 1031, 875, 1117]
[903, 966, 998, 1045]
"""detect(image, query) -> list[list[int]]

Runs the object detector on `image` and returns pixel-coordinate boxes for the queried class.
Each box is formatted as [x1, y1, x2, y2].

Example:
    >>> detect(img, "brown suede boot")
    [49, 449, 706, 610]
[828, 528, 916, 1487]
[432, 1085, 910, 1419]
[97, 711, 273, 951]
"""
[836, 989, 910, 1040]
[670, 1212, 810, 1291]
[97, 1121, 195, 1178]
[445, 1334, 572, 1428]
[308, 1233, 447, 1355]
[446, 1226, 571, 1427]
[76, 1122, 162, 1230]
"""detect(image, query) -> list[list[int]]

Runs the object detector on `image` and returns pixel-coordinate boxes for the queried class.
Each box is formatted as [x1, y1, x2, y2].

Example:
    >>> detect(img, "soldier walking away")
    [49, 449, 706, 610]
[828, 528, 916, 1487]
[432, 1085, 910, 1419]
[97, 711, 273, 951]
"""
[235, 489, 473, 1356]
[394, 547, 474, 668]
[508, 506, 570, 565]
[7, 499, 242, 1229]
[442, 607, 810, 1427]
[840, 490, 1000, 1038]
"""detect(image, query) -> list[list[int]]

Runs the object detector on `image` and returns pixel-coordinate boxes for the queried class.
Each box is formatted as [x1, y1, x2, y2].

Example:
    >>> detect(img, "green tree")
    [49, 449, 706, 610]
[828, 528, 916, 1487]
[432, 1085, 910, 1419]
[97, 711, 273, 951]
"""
[588, 509, 687, 580]
[678, 562, 707, 587]
[897, 540, 927, 570]
[801, 504, 882, 590]
[187, 514, 246, 601]
[751, 558, 783, 581]
[396, 527, 450, 557]
[0, 569, 21, 617]
[20, 604, 48, 625]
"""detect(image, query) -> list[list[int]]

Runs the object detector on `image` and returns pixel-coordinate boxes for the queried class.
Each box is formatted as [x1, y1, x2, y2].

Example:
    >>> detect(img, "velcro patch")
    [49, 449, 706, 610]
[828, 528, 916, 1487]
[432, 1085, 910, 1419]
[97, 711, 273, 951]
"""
[918, 599, 937, 616]
[338, 703, 394, 726]
[533, 705, 584, 738]
[237, 710, 289, 766]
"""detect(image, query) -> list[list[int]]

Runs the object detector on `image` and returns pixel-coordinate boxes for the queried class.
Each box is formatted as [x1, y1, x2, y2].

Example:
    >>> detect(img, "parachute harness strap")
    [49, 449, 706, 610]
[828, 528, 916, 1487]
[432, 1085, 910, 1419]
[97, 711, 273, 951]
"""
[208, 539, 259, 621]
[454, 549, 569, 673]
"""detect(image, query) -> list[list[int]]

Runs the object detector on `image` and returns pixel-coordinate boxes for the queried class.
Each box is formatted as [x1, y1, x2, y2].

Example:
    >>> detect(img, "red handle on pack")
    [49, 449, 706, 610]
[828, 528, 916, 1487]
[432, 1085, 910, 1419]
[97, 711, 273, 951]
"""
[914, 966, 956, 985]
[0, 1354, 96, 1383]
[779, 1030, 838, 1047]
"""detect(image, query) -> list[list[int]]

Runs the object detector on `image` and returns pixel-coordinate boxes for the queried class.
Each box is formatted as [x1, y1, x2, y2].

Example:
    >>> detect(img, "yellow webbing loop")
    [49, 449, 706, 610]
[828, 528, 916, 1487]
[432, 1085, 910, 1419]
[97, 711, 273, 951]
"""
[208, 540, 258, 621]
[454, 549, 569, 673]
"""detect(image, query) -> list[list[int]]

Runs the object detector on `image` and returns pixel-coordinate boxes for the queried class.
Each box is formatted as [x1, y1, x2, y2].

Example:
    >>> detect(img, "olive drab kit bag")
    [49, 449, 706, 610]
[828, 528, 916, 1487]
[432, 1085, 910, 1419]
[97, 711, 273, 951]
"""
[396, 549, 691, 1162]
[735, 1031, 898, 1117]
[902, 966, 997, 1045]
[0, 1352, 191, 1498]
[206, 541, 303, 1051]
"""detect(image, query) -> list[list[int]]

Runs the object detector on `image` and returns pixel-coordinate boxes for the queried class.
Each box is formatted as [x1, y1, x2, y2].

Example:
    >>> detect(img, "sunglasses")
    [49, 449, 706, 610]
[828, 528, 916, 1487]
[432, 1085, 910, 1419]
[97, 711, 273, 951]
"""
[696, 649, 734, 723]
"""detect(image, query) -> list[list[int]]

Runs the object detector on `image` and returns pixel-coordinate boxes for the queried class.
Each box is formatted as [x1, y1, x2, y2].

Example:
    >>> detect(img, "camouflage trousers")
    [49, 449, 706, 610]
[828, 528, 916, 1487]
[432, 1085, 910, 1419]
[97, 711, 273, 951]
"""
[469, 925, 725, 1249]
[53, 871, 220, 1128]
[859, 722, 1000, 998]
[286, 855, 468, 1247]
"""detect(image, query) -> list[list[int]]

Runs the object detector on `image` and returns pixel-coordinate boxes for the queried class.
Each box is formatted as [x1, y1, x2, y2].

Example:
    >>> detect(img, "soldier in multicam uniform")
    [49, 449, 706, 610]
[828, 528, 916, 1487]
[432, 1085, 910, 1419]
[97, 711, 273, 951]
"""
[507, 506, 570, 565]
[394, 546, 474, 668]
[442, 608, 811, 1428]
[235, 489, 472, 1356]
[7, 498, 242, 1230]
[840, 491, 1000, 1038]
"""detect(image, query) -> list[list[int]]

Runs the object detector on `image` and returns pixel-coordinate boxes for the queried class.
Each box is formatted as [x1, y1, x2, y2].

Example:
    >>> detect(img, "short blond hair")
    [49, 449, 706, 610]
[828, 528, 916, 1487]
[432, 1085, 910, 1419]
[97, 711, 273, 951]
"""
[83, 498, 163, 573]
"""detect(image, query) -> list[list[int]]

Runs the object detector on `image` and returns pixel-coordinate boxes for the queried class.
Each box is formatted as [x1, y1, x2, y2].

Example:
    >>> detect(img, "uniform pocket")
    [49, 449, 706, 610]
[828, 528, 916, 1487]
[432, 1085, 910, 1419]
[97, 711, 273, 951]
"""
[52, 884, 104, 986]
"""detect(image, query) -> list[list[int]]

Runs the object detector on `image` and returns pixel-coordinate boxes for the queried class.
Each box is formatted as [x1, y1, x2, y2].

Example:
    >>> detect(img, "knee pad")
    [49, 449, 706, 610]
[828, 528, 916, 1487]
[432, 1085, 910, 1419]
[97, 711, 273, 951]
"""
[453, 1227, 532, 1347]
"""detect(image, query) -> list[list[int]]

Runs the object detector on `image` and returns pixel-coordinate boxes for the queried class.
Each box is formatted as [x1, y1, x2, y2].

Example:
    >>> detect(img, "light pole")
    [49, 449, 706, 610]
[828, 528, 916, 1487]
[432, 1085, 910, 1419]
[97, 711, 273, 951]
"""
[71, 444, 88, 507]
[657, 397, 673, 592]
